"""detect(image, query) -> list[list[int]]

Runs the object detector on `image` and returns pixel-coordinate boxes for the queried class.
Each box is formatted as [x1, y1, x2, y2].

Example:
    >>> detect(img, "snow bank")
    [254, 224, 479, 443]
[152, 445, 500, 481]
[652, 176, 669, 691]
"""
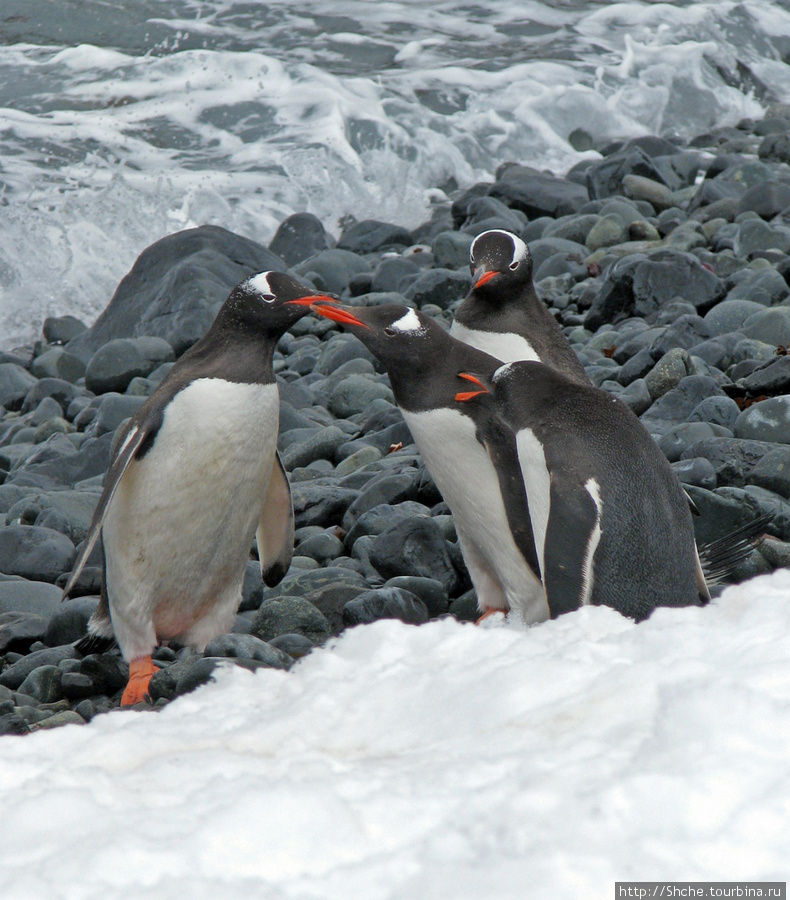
[1, 571, 789, 899]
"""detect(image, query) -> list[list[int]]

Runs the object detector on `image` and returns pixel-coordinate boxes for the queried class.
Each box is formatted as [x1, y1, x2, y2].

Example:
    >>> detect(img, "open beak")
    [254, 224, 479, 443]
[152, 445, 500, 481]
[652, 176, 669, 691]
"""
[455, 372, 489, 402]
[473, 268, 499, 289]
[284, 294, 339, 307]
[310, 304, 371, 330]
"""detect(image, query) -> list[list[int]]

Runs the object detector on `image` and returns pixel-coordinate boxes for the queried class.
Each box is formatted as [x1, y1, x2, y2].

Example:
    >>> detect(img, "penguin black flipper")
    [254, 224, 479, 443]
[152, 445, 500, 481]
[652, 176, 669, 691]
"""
[61, 420, 156, 601]
[475, 415, 541, 580]
[542, 476, 602, 618]
[257, 450, 295, 588]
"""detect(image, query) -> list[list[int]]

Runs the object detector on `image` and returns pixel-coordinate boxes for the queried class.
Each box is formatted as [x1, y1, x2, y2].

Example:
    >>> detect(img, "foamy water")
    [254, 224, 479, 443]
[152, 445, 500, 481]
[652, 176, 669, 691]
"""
[2, 0, 790, 347]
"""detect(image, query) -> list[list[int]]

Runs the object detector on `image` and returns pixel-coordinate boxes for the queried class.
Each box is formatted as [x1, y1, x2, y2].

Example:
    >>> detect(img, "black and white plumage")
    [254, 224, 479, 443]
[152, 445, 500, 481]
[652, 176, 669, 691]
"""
[451, 228, 588, 383]
[455, 362, 711, 620]
[312, 302, 549, 624]
[62, 272, 334, 703]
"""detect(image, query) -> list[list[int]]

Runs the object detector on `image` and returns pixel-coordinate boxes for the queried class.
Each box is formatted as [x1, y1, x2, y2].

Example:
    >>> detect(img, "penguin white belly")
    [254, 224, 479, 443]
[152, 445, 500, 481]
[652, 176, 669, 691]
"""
[103, 378, 279, 659]
[450, 321, 540, 364]
[402, 408, 549, 624]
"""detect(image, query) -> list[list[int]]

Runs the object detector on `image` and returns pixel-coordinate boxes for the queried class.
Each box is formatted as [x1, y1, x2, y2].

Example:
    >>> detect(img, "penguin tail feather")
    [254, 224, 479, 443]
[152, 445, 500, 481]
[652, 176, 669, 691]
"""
[74, 633, 118, 656]
[697, 513, 773, 584]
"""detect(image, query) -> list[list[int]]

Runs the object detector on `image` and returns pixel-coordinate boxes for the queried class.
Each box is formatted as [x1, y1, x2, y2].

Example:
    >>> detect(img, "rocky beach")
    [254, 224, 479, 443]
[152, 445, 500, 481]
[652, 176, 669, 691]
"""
[3, 114, 790, 733]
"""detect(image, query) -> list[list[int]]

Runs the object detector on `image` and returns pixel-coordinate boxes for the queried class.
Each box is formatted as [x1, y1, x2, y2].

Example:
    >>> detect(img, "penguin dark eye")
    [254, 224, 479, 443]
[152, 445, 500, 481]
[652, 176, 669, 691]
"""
[261, 294, 276, 303]
[384, 326, 396, 336]
[509, 261, 519, 271]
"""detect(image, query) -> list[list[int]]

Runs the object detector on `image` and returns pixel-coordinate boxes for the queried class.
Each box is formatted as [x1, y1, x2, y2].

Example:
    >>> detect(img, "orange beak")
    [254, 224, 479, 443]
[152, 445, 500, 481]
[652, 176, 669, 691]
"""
[310, 304, 371, 329]
[473, 268, 499, 288]
[455, 372, 489, 402]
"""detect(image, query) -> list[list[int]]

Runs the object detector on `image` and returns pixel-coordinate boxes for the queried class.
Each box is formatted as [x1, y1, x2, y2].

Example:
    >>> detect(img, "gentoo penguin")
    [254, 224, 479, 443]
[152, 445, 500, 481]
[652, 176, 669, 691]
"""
[311, 301, 550, 625]
[451, 228, 589, 383]
[62, 273, 336, 705]
[454, 363, 711, 620]
[454, 229, 763, 588]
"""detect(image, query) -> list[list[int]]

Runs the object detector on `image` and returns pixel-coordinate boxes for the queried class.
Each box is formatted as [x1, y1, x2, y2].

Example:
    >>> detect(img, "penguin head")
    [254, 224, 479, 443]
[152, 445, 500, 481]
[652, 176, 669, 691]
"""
[469, 230, 533, 294]
[311, 302, 444, 368]
[219, 271, 338, 337]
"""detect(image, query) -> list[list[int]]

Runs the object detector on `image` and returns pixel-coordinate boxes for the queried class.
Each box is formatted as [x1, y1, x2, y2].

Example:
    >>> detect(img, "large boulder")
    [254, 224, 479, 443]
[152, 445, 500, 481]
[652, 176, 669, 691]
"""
[65, 225, 285, 361]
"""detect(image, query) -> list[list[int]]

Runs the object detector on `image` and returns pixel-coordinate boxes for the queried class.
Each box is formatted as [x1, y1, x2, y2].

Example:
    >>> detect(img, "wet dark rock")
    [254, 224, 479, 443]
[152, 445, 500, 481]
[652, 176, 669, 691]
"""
[748, 446, 790, 498]
[43, 597, 98, 647]
[268, 213, 332, 266]
[488, 167, 588, 218]
[67, 225, 285, 360]
[403, 268, 471, 310]
[338, 220, 412, 254]
[383, 576, 449, 617]
[688, 396, 741, 430]
[734, 397, 790, 444]
[5, 490, 99, 545]
[658, 423, 733, 463]
[758, 132, 790, 163]
[328, 375, 394, 418]
[43, 315, 88, 345]
[640, 376, 726, 436]
[345, 501, 432, 549]
[0, 579, 61, 617]
[0, 713, 30, 736]
[0, 525, 76, 583]
[267, 633, 314, 658]
[432, 231, 474, 269]
[670, 457, 718, 490]
[292, 248, 370, 295]
[281, 425, 347, 471]
[680, 437, 776, 487]
[17, 665, 63, 704]
[30, 348, 86, 383]
[0, 364, 38, 411]
[290, 481, 360, 528]
[79, 653, 128, 696]
[85, 337, 175, 395]
[301, 582, 367, 635]
[60, 672, 94, 701]
[9, 433, 112, 488]
[369, 516, 460, 594]
[704, 300, 766, 336]
[586, 250, 725, 331]
[736, 181, 790, 219]
[0, 645, 77, 690]
[203, 633, 292, 669]
[342, 470, 419, 531]
[586, 145, 675, 200]
[252, 596, 331, 644]
[92, 393, 147, 437]
[448, 590, 479, 622]
[0, 612, 49, 654]
[296, 531, 344, 565]
[343, 587, 429, 626]
[21, 378, 81, 415]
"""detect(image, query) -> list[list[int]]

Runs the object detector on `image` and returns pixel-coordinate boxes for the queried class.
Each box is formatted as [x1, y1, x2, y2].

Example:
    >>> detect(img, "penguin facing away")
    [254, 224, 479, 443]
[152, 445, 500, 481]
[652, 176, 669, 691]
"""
[451, 228, 589, 383]
[455, 363, 710, 620]
[311, 301, 550, 625]
[62, 273, 336, 705]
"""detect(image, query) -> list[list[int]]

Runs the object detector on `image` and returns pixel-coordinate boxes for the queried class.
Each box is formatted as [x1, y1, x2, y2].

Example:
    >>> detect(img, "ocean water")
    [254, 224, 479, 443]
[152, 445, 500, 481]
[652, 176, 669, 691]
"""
[2, 0, 790, 347]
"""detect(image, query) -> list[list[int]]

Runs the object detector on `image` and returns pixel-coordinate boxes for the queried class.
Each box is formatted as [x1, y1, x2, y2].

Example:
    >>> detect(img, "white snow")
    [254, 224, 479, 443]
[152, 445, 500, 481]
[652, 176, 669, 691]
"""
[1, 571, 790, 899]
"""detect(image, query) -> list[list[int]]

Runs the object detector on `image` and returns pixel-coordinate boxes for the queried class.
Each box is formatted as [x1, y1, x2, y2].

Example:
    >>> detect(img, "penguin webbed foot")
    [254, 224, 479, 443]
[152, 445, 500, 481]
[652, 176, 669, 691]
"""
[120, 656, 157, 707]
[475, 608, 508, 626]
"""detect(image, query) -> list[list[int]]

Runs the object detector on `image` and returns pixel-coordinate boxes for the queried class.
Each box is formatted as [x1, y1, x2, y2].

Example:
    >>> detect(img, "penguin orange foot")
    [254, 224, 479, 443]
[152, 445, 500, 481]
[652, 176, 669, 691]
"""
[475, 608, 508, 625]
[121, 656, 157, 706]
